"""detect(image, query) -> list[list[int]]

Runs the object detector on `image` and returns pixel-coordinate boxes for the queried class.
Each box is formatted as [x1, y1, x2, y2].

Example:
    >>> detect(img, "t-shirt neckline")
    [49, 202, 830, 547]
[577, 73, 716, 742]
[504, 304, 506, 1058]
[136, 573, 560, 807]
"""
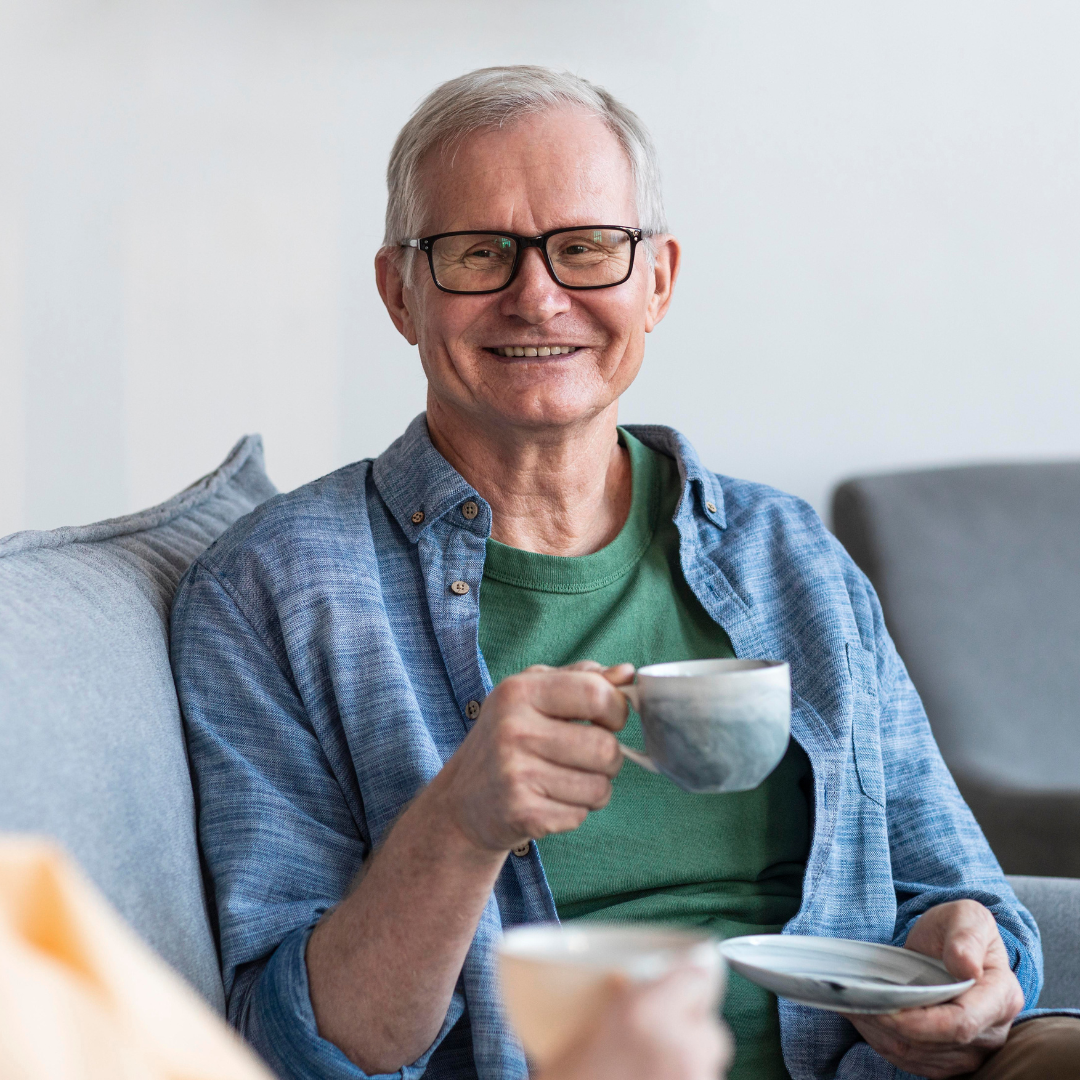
[481, 429, 662, 595]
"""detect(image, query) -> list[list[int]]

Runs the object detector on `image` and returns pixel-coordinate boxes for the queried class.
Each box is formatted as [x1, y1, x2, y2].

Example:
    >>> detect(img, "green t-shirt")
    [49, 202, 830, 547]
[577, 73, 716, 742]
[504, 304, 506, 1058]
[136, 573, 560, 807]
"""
[479, 430, 811, 1080]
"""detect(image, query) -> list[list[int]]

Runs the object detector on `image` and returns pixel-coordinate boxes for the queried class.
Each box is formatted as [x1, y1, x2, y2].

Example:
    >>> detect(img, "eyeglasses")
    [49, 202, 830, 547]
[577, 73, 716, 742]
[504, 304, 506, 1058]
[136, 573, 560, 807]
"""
[401, 225, 645, 294]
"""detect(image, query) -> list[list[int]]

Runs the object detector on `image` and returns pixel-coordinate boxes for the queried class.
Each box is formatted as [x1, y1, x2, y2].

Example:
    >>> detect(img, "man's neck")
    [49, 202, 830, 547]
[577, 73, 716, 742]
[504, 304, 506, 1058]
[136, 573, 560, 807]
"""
[425, 396, 631, 557]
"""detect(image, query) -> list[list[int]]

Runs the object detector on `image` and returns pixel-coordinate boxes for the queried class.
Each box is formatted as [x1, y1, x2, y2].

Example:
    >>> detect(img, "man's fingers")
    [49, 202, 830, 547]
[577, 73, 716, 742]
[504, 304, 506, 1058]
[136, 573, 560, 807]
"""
[600, 663, 636, 686]
[500, 670, 629, 731]
[527, 660, 636, 691]
[540, 660, 634, 678]
[524, 717, 624, 777]
[847, 969, 1017, 1048]
[846, 1018, 986, 1080]
[533, 763, 615, 811]
[851, 1001, 979, 1047]
[561, 661, 635, 688]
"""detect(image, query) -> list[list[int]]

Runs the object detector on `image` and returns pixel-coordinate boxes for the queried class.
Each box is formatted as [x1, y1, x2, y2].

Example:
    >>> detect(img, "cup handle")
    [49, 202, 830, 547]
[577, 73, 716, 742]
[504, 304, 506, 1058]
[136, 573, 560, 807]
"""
[618, 743, 661, 774]
[617, 686, 661, 774]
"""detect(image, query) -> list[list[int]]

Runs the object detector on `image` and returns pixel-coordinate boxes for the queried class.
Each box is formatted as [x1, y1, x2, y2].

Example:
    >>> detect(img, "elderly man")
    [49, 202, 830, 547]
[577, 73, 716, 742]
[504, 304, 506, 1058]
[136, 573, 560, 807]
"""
[171, 66, 1080, 1080]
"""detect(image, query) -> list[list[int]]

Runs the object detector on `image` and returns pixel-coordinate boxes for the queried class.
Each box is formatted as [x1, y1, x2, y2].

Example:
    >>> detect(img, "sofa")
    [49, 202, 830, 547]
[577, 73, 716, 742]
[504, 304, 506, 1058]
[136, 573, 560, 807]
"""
[0, 435, 274, 1008]
[0, 438, 1076, 1036]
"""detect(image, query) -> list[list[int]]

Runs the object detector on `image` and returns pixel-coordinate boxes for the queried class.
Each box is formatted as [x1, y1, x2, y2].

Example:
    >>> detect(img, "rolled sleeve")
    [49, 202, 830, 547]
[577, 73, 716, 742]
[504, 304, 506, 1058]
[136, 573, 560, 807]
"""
[242, 923, 466, 1080]
[172, 558, 469, 1077]
[997, 925, 1041, 1009]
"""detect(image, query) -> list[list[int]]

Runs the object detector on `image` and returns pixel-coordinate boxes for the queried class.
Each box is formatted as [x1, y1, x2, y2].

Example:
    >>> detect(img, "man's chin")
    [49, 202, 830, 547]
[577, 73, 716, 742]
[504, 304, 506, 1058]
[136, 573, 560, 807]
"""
[484, 398, 615, 431]
[446, 388, 617, 434]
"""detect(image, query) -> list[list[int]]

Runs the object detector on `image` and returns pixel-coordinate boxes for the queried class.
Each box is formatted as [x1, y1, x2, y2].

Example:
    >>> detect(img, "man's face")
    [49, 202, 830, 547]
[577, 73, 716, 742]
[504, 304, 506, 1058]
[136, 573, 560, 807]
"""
[377, 107, 679, 434]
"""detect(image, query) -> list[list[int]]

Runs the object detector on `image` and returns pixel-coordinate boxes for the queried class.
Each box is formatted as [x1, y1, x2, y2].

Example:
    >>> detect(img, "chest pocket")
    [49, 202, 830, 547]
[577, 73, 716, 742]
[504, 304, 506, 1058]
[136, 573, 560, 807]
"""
[847, 642, 885, 807]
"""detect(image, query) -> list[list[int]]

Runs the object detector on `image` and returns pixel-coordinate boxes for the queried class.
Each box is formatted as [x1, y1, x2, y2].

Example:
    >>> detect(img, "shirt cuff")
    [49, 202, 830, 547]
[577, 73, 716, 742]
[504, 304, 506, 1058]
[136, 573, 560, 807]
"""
[997, 924, 1041, 1011]
[241, 922, 466, 1080]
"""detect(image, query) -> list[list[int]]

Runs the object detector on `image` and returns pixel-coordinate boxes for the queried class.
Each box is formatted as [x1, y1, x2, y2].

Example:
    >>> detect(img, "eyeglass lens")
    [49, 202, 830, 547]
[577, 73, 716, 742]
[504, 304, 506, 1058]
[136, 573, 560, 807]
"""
[429, 228, 634, 292]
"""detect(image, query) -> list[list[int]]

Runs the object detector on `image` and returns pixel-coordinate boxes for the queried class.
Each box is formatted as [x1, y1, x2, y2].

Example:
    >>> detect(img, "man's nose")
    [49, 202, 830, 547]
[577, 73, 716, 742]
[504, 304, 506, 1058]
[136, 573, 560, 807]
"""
[498, 246, 572, 324]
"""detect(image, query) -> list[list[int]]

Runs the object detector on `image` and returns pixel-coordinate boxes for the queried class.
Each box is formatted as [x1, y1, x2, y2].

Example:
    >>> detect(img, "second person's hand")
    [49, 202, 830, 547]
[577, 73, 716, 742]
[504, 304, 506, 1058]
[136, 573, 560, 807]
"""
[536, 964, 732, 1080]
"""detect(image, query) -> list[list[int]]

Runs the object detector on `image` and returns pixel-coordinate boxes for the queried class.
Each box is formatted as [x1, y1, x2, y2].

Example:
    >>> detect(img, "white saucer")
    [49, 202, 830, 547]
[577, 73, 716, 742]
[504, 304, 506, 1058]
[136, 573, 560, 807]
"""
[718, 935, 975, 1014]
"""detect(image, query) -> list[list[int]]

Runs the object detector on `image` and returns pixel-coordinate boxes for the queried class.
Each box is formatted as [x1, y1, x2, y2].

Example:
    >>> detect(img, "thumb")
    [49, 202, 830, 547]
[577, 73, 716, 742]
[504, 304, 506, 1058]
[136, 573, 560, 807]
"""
[601, 663, 636, 686]
[941, 914, 993, 981]
[907, 901, 995, 982]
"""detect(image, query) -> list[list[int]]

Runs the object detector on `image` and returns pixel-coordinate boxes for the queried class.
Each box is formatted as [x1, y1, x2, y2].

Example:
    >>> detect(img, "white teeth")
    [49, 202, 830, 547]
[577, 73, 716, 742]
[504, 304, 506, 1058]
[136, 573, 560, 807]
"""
[497, 345, 575, 356]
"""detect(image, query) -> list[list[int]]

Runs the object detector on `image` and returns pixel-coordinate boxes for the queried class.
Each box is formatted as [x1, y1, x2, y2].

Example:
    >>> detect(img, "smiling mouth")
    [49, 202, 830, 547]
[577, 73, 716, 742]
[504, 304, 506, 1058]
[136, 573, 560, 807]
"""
[485, 345, 580, 357]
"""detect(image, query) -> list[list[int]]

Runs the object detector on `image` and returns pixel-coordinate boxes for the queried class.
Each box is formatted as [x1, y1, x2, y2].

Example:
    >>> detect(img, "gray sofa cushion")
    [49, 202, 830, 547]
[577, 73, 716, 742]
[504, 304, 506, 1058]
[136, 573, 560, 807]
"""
[832, 462, 1080, 877]
[1009, 875, 1080, 1009]
[0, 435, 276, 1010]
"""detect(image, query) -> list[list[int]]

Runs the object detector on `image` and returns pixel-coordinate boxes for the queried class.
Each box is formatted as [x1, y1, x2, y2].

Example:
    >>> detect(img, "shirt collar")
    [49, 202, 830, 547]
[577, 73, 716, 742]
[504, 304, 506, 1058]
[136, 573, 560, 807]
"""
[372, 413, 485, 541]
[622, 423, 727, 529]
[372, 413, 727, 542]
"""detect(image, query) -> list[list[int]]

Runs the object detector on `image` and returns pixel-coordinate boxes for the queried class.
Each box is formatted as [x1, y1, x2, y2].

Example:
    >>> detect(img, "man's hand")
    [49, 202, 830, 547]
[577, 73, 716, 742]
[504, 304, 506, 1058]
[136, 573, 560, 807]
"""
[537, 965, 732, 1080]
[843, 900, 1025, 1079]
[429, 661, 634, 853]
[308, 660, 635, 1072]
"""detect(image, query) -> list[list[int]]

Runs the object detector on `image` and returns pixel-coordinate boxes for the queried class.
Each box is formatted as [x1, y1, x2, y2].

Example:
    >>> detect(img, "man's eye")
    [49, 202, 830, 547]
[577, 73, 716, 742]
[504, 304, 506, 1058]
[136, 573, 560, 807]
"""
[563, 244, 591, 256]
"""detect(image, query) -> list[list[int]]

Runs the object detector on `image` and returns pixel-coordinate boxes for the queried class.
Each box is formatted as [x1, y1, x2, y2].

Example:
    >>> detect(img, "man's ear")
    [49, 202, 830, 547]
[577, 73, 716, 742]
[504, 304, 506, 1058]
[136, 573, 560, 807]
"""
[644, 235, 681, 332]
[375, 248, 420, 345]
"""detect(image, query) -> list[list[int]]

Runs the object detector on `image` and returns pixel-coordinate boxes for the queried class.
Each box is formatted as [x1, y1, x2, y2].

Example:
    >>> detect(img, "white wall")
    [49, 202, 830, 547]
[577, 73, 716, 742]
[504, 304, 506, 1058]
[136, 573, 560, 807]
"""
[2, 0, 1078, 534]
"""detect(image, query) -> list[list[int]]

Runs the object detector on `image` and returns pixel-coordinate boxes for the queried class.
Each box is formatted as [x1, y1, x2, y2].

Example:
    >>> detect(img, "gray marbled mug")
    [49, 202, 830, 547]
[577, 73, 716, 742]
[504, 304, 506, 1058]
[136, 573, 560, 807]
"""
[619, 658, 791, 793]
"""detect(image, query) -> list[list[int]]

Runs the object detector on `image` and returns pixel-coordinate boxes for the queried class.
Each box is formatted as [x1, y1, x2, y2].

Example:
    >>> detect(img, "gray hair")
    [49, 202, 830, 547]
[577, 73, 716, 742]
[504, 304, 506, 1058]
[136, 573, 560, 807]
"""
[382, 66, 666, 259]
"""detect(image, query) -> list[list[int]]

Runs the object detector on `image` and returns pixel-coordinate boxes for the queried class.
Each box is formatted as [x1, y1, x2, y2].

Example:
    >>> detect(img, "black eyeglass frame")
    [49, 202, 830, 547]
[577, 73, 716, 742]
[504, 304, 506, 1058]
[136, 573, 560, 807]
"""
[401, 225, 646, 295]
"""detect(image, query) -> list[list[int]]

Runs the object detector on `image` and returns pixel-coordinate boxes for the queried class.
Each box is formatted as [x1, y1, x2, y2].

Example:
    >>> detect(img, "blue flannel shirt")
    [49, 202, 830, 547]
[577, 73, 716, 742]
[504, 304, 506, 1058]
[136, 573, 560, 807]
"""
[170, 415, 1043, 1080]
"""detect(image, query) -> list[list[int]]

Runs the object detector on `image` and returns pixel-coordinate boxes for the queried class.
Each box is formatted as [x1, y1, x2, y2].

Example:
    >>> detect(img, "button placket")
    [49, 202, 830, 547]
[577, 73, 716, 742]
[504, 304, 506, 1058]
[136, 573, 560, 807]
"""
[418, 524, 488, 749]
[511, 842, 531, 857]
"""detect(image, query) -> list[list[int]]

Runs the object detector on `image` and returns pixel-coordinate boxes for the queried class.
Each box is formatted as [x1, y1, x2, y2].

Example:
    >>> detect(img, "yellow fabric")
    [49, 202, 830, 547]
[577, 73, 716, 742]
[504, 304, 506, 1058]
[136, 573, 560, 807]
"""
[0, 836, 273, 1080]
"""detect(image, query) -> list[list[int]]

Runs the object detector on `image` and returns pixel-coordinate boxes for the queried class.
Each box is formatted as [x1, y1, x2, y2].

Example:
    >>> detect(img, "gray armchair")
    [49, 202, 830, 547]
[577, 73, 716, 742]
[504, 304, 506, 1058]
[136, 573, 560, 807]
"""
[1009, 875, 1080, 1009]
[832, 461, 1080, 878]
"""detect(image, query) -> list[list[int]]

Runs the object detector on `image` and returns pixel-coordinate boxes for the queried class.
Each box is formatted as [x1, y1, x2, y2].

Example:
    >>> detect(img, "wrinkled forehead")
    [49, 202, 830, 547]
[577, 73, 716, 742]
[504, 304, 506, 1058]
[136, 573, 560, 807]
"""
[414, 106, 638, 236]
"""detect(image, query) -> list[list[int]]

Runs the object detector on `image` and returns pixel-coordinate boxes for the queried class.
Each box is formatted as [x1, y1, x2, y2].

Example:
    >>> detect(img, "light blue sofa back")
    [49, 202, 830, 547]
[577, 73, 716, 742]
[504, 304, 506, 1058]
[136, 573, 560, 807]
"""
[0, 436, 276, 1010]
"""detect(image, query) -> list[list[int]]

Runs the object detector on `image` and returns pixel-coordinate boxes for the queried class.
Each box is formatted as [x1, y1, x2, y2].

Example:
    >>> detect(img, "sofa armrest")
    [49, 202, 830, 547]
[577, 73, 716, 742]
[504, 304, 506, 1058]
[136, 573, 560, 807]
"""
[1007, 875, 1080, 1009]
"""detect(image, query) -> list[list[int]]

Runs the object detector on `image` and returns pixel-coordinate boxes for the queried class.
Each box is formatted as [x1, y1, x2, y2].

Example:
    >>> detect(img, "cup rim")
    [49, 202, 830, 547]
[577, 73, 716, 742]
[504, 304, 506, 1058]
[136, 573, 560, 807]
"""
[499, 923, 718, 963]
[636, 658, 787, 679]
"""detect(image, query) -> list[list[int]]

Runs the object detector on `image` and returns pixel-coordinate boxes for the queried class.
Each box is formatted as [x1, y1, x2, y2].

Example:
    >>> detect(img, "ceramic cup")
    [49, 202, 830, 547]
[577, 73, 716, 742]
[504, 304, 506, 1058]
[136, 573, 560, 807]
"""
[498, 924, 725, 1069]
[619, 658, 791, 793]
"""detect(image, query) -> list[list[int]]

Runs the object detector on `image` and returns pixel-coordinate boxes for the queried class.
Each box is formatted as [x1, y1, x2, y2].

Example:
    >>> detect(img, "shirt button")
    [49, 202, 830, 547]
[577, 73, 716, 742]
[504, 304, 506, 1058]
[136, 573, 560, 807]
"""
[705, 501, 717, 514]
[450, 580, 470, 595]
[461, 500, 479, 520]
[511, 842, 531, 857]
[411, 510, 425, 524]
[465, 699, 481, 720]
